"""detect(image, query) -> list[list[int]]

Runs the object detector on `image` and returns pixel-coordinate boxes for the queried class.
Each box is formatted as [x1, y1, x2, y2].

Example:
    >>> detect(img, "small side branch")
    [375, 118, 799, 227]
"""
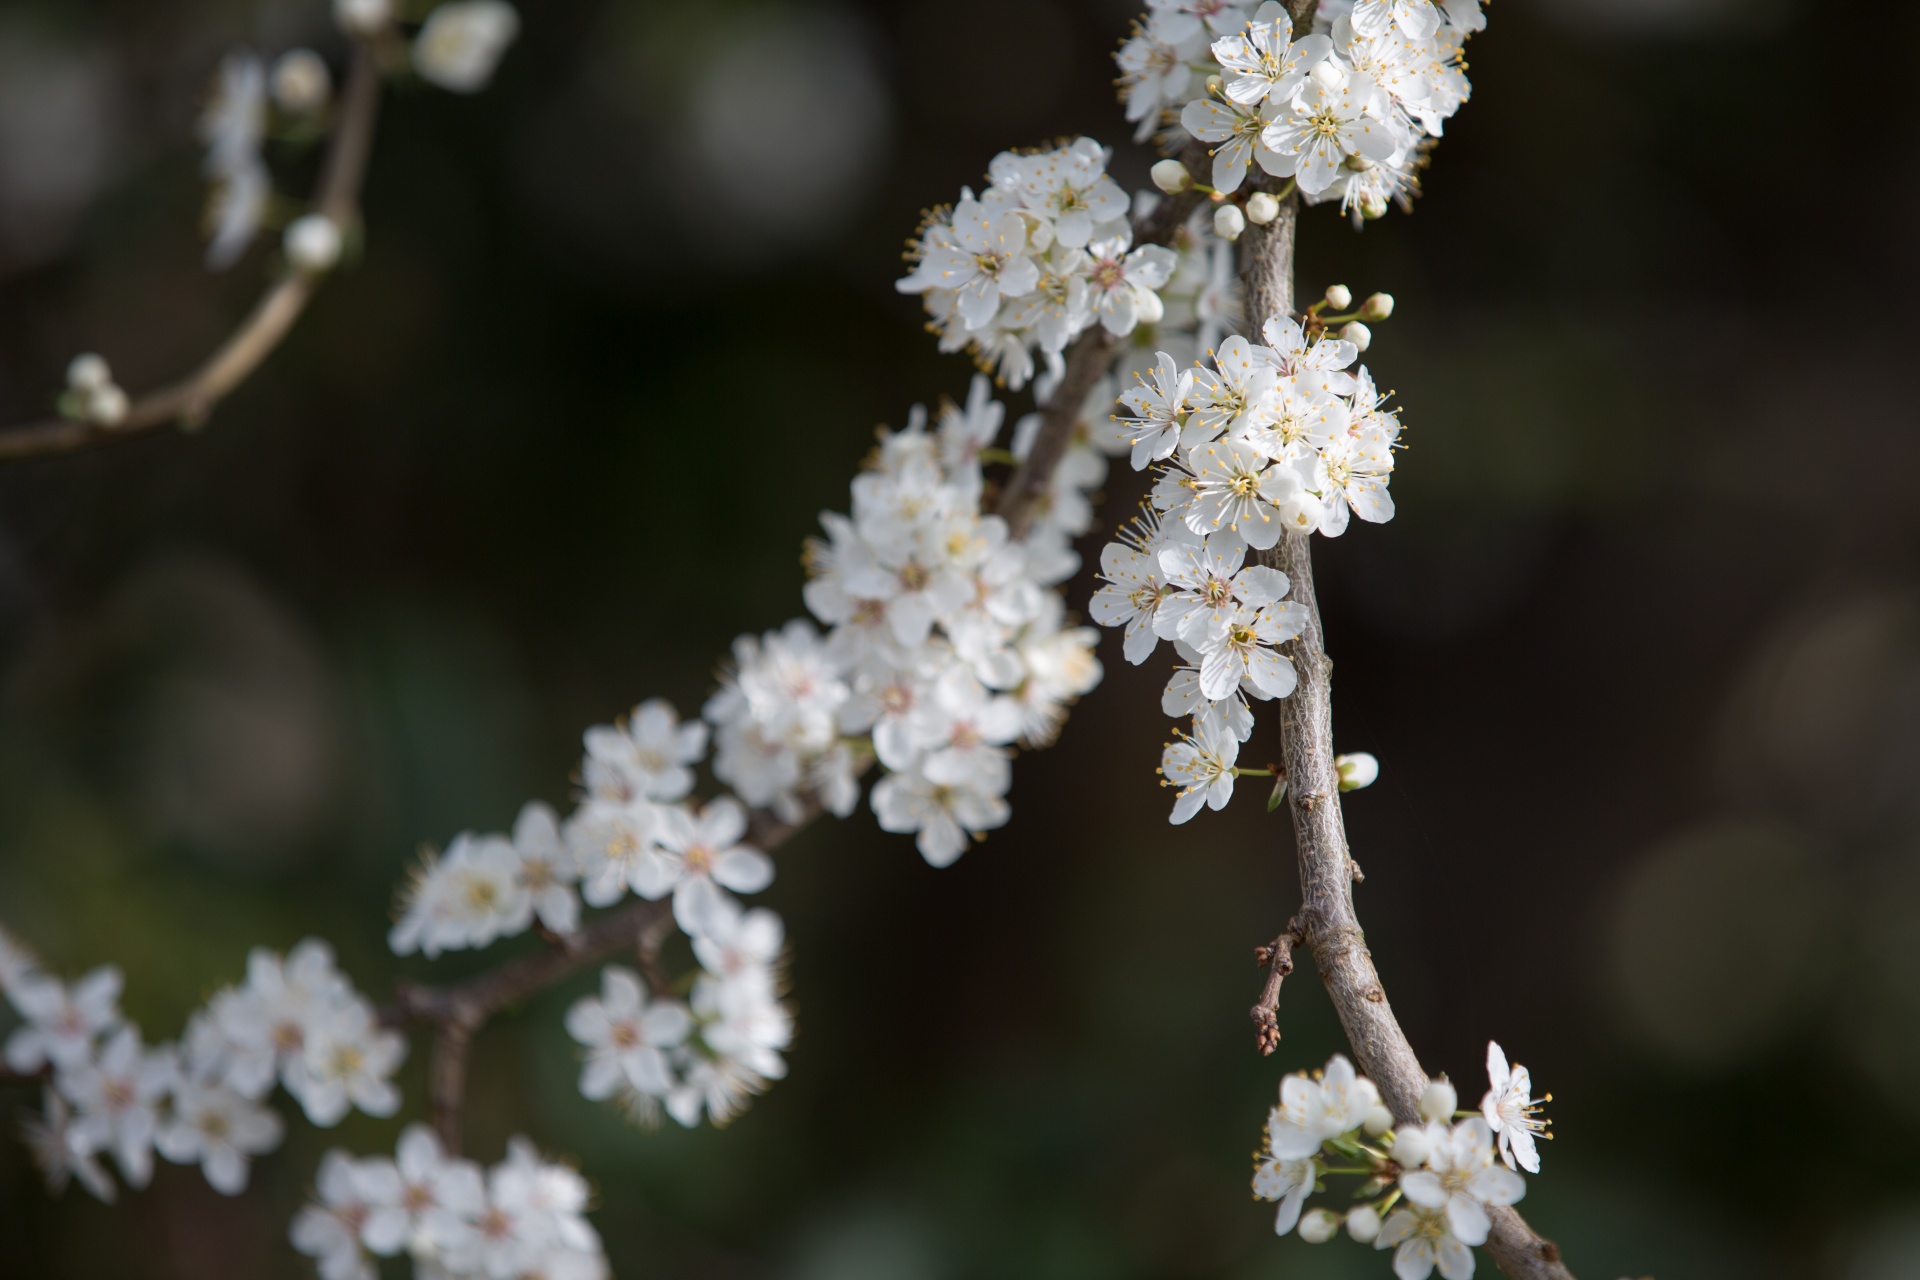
[429, 1021, 475, 1155]
[1250, 915, 1305, 1055]
[0, 42, 384, 462]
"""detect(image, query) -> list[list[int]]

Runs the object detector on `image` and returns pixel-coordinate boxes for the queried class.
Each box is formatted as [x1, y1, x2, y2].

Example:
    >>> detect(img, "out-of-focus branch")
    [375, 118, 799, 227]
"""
[0, 42, 384, 463]
[1237, 192, 1578, 1280]
[0, 1068, 44, 1088]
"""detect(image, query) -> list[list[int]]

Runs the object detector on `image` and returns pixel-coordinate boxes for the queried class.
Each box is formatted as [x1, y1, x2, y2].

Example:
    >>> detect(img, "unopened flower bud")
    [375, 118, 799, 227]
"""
[66, 353, 111, 393]
[284, 214, 342, 273]
[1359, 192, 1388, 220]
[87, 384, 129, 427]
[1391, 1126, 1431, 1169]
[1346, 1205, 1382, 1243]
[1323, 284, 1352, 310]
[1420, 1077, 1457, 1124]
[1150, 159, 1191, 194]
[1310, 60, 1344, 91]
[1363, 1105, 1395, 1137]
[1335, 752, 1378, 791]
[1340, 321, 1372, 352]
[1359, 291, 1395, 320]
[1297, 1208, 1341, 1243]
[1205, 74, 1222, 95]
[333, 0, 393, 36]
[1214, 204, 1246, 241]
[1245, 192, 1279, 224]
[272, 50, 332, 114]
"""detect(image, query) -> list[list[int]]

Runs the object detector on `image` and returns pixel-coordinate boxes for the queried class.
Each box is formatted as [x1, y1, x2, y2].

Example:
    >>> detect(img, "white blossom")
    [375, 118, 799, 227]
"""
[1399, 1117, 1525, 1247]
[22, 1090, 116, 1202]
[639, 796, 775, 937]
[511, 800, 583, 935]
[1160, 714, 1240, 824]
[1482, 1040, 1550, 1174]
[155, 1077, 284, 1194]
[58, 1026, 173, 1188]
[3, 965, 122, 1075]
[1375, 1203, 1474, 1280]
[413, 1, 522, 93]
[871, 766, 1009, 867]
[565, 967, 692, 1102]
[1251, 1151, 1316, 1236]
[583, 698, 707, 805]
[1267, 1053, 1380, 1158]
[390, 833, 531, 958]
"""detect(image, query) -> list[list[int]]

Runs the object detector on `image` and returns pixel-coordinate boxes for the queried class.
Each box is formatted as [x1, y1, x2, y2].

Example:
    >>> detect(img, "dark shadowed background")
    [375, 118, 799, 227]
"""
[1, 0, 1917, 1276]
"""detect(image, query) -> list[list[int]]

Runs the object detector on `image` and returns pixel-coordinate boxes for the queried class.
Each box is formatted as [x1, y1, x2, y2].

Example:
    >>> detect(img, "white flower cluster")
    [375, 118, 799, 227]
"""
[1250, 1045, 1551, 1278]
[1118, 0, 1483, 221]
[293, 1126, 606, 1280]
[1086, 315, 1398, 821]
[792, 375, 1110, 865]
[386, 371, 1116, 1131]
[565, 910, 787, 1131]
[1, 927, 400, 1201]
[897, 139, 1178, 392]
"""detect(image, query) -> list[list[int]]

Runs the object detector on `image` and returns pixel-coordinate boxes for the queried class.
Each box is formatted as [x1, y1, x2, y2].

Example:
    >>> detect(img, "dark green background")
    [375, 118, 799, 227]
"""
[1, 0, 1916, 1276]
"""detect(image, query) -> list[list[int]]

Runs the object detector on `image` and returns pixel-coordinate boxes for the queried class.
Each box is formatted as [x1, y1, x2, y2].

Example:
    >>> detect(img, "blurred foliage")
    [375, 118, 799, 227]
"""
[1, 0, 1919, 1277]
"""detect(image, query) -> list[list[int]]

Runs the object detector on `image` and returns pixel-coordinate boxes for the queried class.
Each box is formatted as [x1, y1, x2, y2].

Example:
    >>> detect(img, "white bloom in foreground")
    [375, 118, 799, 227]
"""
[1268, 1053, 1380, 1158]
[1160, 715, 1239, 824]
[389, 832, 531, 958]
[871, 767, 1009, 868]
[899, 193, 1040, 330]
[641, 796, 775, 937]
[295, 1005, 407, 1127]
[3, 965, 122, 1074]
[1399, 1117, 1525, 1246]
[1482, 1040, 1550, 1173]
[291, 1150, 408, 1280]
[156, 1078, 284, 1194]
[389, 1123, 487, 1253]
[413, 1, 521, 93]
[22, 1090, 116, 1202]
[1212, 19, 1329, 106]
[1153, 531, 1291, 646]
[565, 967, 692, 1102]
[511, 800, 583, 934]
[1114, 352, 1196, 471]
[1251, 1151, 1317, 1236]
[1259, 69, 1400, 197]
[584, 698, 707, 804]
[1376, 1203, 1474, 1280]
[1183, 439, 1302, 550]
[59, 1026, 173, 1188]
[1353, 0, 1445, 40]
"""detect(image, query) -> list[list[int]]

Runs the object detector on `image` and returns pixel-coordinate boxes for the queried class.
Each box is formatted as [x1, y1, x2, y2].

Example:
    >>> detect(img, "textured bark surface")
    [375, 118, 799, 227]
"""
[1237, 201, 1578, 1280]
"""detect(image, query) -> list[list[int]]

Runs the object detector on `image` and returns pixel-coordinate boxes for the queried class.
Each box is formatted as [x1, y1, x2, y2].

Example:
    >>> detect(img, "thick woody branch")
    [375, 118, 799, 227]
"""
[1237, 200, 1577, 1280]
[0, 42, 383, 462]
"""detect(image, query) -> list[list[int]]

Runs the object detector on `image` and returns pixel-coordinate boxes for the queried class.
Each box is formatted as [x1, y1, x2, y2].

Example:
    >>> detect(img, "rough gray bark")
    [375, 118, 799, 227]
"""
[1237, 201, 1577, 1280]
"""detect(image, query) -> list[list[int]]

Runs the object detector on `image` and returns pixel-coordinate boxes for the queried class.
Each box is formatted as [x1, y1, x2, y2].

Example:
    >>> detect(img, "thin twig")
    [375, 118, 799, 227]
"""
[1250, 915, 1304, 1055]
[0, 42, 384, 462]
[1237, 182, 1579, 1280]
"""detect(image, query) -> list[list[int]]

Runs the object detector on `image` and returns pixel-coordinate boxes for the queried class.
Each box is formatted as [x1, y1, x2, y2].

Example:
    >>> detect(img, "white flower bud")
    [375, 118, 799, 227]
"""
[1390, 1126, 1431, 1169]
[86, 385, 129, 427]
[1346, 1205, 1382, 1243]
[1297, 1208, 1341, 1243]
[413, 0, 522, 94]
[1335, 752, 1379, 792]
[284, 214, 342, 273]
[1419, 1077, 1457, 1124]
[1213, 204, 1246, 241]
[66, 353, 111, 393]
[1323, 284, 1352, 310]
[1245, 192, 1279, 224]
[1363, 1105, 1395, 1137]
[272, 50, 332, 114]
[1150, 159, 1191, 194]
[1205, 74, 1222, 95]
[1359, 291, 1395, 321]
[1359, 193, 1389, 220]
[1310, 60, 1344, 91]
[333, 0, 393, 36]
[1339, 321, 1372, 352]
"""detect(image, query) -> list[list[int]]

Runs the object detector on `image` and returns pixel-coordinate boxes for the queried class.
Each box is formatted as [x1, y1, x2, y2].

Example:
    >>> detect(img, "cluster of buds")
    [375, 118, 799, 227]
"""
[60, 355, 128, 427]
